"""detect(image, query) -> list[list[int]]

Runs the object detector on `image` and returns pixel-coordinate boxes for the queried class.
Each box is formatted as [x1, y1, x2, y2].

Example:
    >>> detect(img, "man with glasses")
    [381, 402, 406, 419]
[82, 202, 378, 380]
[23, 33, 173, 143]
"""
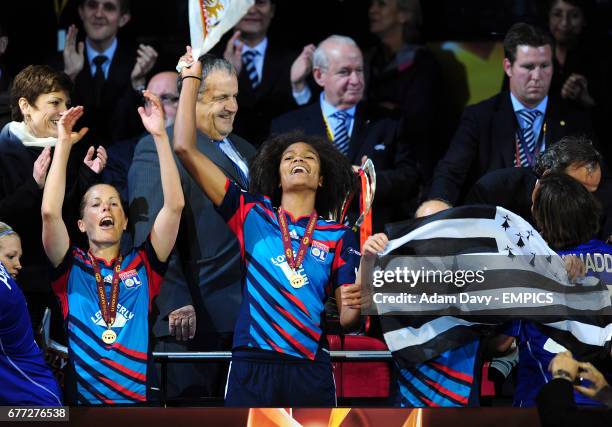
[102, 71, 178, 202]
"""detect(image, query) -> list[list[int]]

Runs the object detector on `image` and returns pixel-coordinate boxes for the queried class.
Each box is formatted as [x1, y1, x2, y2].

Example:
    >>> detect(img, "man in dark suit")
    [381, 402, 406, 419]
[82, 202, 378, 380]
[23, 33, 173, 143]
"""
[271, 35, 420, 231]
[129, 56, 255, 401]
[220, 0, 299, 147]
[61, 0, 158, 145]
[422, 22, 592, 212]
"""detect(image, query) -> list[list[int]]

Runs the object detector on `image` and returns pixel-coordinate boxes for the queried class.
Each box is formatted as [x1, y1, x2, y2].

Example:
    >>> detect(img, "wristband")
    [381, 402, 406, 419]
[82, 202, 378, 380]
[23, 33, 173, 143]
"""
[552, 369, 575, 382]
[181, 75, 202, 82]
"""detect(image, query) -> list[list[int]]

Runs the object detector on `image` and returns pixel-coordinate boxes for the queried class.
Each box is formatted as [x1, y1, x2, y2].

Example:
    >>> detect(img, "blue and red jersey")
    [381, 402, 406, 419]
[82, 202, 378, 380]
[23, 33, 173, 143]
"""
[509, 239, 612, 407]
[396, 340, 479, 407]
[0, 262, 62, 405]
[217, 180, 360, 362]
[51, 238, 167, 405]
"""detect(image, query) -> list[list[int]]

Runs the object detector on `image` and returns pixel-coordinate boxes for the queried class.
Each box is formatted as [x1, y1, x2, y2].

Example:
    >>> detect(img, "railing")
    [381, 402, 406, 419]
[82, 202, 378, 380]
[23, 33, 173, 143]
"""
[152, 351, 393, 406]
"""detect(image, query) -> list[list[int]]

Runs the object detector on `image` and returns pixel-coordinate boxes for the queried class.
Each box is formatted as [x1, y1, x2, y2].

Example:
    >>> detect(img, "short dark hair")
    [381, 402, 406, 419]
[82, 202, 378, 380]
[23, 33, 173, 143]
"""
[534, 136, 601, 177]
[503, 22, 554, 64]
[249, 131, 356, 218]
[532, 172, 600, 250]
[79, 0, 131, 15]
[10, 65, 73, 121]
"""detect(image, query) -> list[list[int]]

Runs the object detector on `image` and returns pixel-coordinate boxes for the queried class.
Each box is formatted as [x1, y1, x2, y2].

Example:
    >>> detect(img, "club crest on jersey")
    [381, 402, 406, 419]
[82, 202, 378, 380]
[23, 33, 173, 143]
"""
[310, 240, 329, 262]
[119, 270, 142, 289]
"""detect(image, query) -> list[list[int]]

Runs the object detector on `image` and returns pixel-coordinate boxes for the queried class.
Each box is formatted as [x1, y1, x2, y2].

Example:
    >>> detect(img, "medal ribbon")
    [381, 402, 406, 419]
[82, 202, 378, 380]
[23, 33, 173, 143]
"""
[89, 252, 123, 329]
[359, 170, 372, 250]
[278, 207, 318, 272]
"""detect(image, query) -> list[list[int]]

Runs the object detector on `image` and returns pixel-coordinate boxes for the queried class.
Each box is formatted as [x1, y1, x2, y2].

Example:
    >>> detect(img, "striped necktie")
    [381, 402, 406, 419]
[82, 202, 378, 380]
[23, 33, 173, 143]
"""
[332, 110, 350, 155]
[516, 109, 542, 167]
[242, 50, 260, 89]
[214, 140, 249, 189]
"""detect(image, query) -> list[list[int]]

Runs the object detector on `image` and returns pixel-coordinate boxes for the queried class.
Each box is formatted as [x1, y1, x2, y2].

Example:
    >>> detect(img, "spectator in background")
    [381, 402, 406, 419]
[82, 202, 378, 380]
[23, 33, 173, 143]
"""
[0, 23, 10, 129]
[61, 0, 158, 145]
[421, 22, 592, 211]
[129, 53, 256, 401]
[366, 0, 446, 180]
[0, 65, 104, 335]
[545, 0, 612, 164]
[221, 0, 299, 147]
[102, 70, 179, 202]
[272, 35, 421, 232]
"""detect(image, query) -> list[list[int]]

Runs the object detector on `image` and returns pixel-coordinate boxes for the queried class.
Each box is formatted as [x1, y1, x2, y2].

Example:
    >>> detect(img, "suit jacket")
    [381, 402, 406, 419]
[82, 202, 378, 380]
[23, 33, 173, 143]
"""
[271, 102, 421, 230]
[128, 128, 256, 337]
[71, 39, 143, 145]
[537, 378, 612, 427]
[466, 167, 537, 225]
[232, 42, 298, 147]
[429, 91, 593, 205]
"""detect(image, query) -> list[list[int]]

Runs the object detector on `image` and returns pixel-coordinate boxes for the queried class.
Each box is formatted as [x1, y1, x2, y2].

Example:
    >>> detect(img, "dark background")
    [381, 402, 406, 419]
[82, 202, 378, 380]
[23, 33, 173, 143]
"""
[2, 0, 611, 76]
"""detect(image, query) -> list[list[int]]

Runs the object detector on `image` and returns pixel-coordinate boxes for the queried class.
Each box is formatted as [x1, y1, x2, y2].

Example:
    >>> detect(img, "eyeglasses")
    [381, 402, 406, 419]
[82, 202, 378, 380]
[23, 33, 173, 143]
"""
[159, 94, 179, 104]
[145, 94, 179, 106]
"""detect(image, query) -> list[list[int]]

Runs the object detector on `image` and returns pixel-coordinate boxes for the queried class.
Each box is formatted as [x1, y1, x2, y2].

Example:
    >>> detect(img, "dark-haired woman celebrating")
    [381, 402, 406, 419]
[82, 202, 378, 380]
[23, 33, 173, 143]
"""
[174, 47, 372, 407]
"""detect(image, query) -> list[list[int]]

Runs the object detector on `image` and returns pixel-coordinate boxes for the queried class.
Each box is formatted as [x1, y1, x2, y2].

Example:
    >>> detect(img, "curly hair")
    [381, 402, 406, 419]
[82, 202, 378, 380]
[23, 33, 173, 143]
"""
[534, 135, 601, 178]
[249, 131, 356, 218]
[532, 172, 600, 250]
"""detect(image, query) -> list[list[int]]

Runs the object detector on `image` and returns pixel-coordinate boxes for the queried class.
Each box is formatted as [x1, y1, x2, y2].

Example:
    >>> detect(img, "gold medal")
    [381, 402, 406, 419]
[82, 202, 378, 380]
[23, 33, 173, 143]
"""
[289, 273, 306, 289]
[101, 329, 117, 344]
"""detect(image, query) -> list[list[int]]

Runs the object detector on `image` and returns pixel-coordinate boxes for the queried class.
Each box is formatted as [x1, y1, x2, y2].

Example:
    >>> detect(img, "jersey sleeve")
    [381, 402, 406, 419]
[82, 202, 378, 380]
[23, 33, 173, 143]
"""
[49, 246, 76, 320]
[137, 235, 169, 309]
[215, 178, 265, 257]
[330, 228, 361, 291]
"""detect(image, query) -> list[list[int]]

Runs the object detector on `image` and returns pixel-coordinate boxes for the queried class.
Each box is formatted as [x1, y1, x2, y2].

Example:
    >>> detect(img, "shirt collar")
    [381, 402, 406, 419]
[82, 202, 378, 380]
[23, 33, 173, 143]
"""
[86, 37, 118, 66]
[320, 91, 357, 120]
[510, 92, 548, 116]
[241, 37, 268, 57]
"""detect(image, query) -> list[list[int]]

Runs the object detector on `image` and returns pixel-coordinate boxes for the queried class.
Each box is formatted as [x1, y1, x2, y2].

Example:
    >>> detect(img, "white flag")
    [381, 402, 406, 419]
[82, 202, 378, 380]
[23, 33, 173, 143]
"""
[188, 0, 254, 59]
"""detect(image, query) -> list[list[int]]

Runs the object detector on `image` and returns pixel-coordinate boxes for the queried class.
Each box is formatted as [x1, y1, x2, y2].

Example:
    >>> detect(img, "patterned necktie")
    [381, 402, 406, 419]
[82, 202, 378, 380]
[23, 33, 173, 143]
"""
[242, 50, 260, 89]
[214, 140, 249, 189]
[516, 109, 542, 167]
[93, 55, 108, 107]
[332, 110, 350, 155]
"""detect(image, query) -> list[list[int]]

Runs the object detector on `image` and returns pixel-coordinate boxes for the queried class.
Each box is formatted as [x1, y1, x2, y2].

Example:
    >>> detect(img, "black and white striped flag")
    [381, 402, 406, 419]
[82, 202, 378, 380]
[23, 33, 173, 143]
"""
[375, 205, 612, 367]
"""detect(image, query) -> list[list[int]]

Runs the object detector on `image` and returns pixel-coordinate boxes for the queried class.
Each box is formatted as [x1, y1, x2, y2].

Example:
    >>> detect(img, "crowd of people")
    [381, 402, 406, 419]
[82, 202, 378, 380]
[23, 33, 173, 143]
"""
[0, 0, 612, 417]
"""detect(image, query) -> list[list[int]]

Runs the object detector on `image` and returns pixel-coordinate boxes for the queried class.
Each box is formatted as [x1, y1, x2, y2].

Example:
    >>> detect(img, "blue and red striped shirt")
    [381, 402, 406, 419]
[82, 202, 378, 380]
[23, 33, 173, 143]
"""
[51, 238, 166, 405]
[217, 180, 360, 362]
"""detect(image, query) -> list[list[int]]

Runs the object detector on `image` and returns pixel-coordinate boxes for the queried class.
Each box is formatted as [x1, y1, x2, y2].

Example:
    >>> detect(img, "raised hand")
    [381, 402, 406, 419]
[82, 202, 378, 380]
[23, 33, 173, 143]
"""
[362, 233, 389, 261]
[63, 25, 85, 80]
[223, 31, 244, 74]
[57, 106, 88, 145]
[290, 43, 315, 92]
[83, 145, 107, 174]
[178, 46, 203, 81]
[563, 254, 585, 281]
[33, 146, 52, 189]
[131, 44, 158, 90]
[137, 90, 166, 137]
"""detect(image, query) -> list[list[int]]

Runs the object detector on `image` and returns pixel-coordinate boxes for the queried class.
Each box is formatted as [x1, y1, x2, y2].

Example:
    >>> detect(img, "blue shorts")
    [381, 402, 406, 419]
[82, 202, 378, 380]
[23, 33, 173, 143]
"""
[225, 350, 336, 407]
